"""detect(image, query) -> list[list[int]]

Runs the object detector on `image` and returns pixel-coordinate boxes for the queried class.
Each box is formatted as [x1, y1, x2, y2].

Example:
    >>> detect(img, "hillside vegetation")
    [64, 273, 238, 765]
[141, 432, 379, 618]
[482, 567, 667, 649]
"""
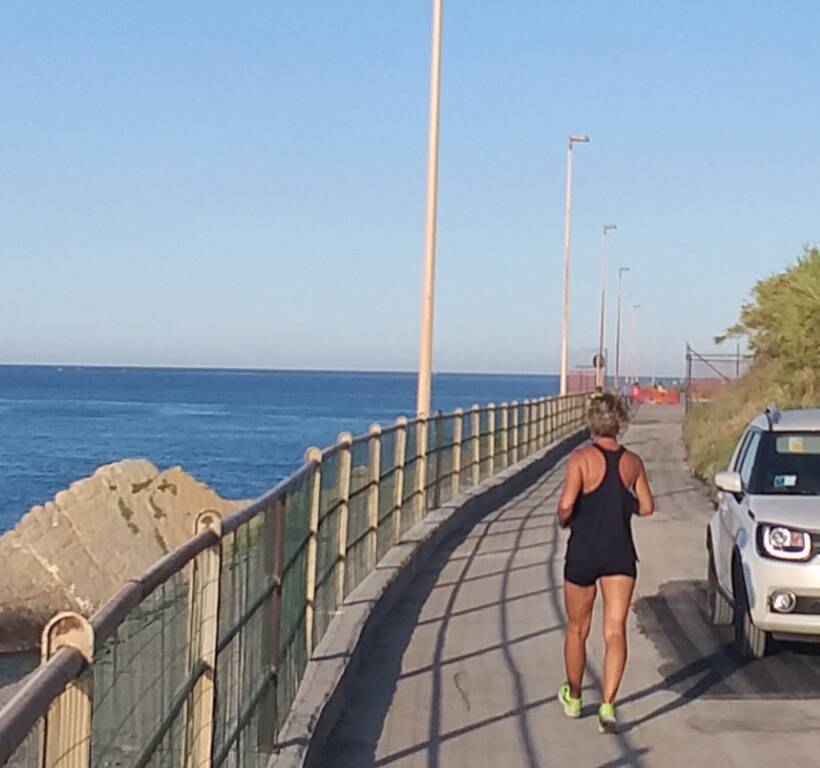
[683, 247, 820, 482]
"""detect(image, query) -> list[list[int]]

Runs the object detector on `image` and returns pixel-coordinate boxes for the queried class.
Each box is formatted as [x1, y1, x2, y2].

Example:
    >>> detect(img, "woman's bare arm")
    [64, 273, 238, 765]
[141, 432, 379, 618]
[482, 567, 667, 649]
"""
[557, 452, 584, 527]
[634, 456, 654, 516]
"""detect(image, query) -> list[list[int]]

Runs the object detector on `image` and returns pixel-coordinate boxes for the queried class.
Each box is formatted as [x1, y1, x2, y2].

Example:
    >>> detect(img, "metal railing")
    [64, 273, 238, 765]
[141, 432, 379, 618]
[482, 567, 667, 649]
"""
[0, 392, 590, 768]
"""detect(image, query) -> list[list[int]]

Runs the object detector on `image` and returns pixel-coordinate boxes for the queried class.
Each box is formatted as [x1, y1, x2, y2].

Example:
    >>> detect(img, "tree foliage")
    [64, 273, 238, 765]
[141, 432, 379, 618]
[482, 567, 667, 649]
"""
[718, 246, 820, 374]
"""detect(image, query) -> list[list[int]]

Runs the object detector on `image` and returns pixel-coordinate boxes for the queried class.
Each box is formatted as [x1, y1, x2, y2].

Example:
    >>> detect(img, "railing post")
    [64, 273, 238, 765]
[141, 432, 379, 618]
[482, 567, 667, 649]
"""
[304, 448, 321, 654]
[533, 399, 539, 451]
[470, 404, 480, 485]
[40, 613, 94, 768]
[532, 400, 539, 452]
[521, 399, 531, 458]
[547, 397, 555, 444]
[414, 419, 428, 522]
[510, 400, 519, 464]
[259, 498, 286, 751]
[185, 510, 222, 768]
[538, 398, 547, 449]
[366, 424, 381, 573]
[393, 416, 407, 544]
[451, 407, 463, 496]
[433, 411, 444, 508]
[559, 395, 566, 437]
[498, 402, 509, 470]
[486, 403, 496, 476]
[335, 433, 353, 608]
[533, 398, 541, 450]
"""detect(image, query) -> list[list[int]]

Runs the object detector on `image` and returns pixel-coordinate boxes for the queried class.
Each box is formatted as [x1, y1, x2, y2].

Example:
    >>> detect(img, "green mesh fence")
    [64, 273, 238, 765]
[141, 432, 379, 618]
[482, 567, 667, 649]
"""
[434, 415, 455, 507]
[494, 409, 506, 471]
[479, 410, 491, 481]
[313, 450, 341, 646]
[400, 425, 420, 537]
[376, 429, 398, 561]
[90, 571, 190, 768]
[212, 514, 272, 768]
[517, 403, 529, 458]
[5, 717, 41, 768]
[460, 412, 477, 492]
[344, 439, 373, 597]
[276, 471, 311, 739]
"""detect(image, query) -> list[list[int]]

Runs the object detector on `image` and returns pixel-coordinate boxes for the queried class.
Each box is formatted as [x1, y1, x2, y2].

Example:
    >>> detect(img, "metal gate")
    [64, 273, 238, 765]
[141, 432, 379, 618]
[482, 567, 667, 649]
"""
[684, 343, 753, 411]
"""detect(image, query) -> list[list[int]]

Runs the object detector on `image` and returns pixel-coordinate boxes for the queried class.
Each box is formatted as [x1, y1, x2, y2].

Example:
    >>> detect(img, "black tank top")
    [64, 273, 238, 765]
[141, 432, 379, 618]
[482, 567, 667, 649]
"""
[565, 445, 639, 566]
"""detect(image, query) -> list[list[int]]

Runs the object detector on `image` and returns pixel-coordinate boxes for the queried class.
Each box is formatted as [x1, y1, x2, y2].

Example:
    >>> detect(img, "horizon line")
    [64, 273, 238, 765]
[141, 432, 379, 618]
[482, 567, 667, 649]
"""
[0, 362, 681, 379]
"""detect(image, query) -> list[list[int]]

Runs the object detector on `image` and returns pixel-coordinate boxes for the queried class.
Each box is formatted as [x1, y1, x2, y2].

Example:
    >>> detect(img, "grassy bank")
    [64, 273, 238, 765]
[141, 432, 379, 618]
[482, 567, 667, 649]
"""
[683, 247, 820, 483]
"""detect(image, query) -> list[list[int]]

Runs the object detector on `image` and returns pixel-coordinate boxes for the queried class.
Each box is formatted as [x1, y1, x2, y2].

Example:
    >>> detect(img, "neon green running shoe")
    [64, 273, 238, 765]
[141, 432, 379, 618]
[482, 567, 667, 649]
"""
[597, 702, 617, 734]
[558, 683, 582, 719]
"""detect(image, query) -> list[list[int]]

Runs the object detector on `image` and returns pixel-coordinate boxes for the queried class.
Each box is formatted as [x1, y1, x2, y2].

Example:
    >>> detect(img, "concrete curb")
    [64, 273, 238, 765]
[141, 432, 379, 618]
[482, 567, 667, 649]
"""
[268, 429, 587, 768]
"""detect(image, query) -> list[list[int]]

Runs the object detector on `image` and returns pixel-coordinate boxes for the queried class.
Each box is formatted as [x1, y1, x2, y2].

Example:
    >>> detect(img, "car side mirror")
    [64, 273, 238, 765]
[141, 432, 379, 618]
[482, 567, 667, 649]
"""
[715, 470, 742, 495]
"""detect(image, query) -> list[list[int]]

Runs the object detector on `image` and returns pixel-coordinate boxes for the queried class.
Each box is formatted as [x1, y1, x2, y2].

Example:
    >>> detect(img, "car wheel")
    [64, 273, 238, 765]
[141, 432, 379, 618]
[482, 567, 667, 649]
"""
[707, 547, 733, 626]
[732, 559, 769, 659]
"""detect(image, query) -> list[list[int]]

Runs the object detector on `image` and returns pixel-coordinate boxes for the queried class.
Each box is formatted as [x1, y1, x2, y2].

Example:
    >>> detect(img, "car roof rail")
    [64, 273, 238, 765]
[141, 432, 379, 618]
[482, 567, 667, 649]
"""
[764, 404, 781, 429]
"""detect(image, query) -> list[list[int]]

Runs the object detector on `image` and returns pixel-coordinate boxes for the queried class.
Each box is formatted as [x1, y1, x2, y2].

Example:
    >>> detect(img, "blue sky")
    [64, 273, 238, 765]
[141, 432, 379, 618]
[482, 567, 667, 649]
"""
[1, 2, 818, 376]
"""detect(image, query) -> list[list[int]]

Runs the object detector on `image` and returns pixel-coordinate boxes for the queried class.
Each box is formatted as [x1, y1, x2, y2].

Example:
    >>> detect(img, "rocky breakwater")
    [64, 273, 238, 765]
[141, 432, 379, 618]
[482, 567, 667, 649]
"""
[0, 460, 249, 652]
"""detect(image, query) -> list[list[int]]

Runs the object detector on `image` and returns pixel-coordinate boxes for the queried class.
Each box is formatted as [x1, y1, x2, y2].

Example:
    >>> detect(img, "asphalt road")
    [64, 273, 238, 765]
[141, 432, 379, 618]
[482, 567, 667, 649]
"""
[318, 405, 820, 767]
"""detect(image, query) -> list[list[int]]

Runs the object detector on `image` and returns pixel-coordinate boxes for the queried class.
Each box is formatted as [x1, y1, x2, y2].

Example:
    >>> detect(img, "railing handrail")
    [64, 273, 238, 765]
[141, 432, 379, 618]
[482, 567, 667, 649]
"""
[0, 390, 592, 768]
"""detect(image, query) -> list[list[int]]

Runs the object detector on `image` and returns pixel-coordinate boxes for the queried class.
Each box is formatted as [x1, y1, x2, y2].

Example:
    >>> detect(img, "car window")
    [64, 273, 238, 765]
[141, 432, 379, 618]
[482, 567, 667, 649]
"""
[739, 431, 761, 488]
[751, 432, 820, 495]
[733, 430, 753, 471]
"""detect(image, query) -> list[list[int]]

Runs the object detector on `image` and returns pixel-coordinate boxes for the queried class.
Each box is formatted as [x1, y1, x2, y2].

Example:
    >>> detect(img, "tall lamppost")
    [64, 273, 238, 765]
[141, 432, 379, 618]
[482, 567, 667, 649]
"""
[416, 0, 444, 418]
[614, 266, 630, 388]
[559, 133, 590, 396]
[597, 224, 617, 388]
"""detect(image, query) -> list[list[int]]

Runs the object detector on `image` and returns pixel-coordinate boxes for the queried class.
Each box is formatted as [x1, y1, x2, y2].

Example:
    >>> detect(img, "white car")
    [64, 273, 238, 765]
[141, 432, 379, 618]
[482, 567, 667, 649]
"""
[707, 406, 820, 658]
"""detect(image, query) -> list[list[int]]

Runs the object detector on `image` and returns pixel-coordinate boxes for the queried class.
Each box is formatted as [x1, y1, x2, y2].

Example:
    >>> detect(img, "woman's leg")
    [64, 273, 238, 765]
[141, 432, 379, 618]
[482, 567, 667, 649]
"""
[599, 575, 636, 703]
[563, 580, 596, 698]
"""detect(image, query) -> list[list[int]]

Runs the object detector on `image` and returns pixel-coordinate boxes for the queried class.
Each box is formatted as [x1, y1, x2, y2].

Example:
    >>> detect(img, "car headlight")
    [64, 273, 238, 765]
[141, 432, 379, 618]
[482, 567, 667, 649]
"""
[757, 524, 812, 561]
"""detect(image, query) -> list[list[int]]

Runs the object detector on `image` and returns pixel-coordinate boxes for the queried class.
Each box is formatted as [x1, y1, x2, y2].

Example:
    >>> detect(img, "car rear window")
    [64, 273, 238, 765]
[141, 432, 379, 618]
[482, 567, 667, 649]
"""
[751, 432, 820, 495]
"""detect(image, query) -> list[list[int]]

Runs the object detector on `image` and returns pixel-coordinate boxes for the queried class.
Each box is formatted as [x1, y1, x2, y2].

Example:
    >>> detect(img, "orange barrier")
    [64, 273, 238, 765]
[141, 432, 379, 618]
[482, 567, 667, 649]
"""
[632, 386, 681, 405]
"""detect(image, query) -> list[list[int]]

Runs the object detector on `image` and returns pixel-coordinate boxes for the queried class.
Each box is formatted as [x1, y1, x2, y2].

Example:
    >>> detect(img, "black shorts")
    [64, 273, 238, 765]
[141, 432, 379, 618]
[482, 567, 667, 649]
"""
[564, 559, 637, 587]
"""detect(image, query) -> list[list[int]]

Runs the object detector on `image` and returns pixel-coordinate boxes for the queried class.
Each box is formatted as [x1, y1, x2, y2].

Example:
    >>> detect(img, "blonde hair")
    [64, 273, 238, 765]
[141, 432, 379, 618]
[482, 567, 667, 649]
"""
[588, 392, 628, 438]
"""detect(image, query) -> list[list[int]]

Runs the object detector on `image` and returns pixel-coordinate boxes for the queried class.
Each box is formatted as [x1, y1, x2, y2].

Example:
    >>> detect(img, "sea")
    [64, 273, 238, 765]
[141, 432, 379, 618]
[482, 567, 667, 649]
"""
[0, 366, 559, 533]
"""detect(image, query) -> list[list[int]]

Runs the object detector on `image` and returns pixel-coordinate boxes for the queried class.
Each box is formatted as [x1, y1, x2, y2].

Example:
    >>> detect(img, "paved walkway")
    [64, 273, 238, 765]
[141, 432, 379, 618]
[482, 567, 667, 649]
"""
[319, 406, 820, 767]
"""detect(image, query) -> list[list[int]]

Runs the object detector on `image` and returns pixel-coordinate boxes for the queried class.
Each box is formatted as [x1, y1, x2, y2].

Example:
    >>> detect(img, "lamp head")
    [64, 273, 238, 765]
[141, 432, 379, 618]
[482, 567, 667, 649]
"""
[603, 224, 618, 234]
[569, 134, 590, 145]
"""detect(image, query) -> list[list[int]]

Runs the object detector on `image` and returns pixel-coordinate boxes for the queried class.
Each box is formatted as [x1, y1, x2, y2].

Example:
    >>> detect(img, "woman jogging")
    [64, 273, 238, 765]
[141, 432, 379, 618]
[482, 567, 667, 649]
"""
[555, 393, 654, 733]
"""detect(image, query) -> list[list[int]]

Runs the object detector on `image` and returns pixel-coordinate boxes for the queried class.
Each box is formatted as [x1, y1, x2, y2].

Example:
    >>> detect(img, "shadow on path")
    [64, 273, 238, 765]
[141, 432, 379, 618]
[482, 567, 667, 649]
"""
[317, 471, 567, 767]
[623, 580, 820, 732]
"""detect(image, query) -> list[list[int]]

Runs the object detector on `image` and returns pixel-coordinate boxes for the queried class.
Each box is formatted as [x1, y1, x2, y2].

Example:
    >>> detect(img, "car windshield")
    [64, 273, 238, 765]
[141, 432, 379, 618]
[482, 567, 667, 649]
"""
[751, 432, 820, 495]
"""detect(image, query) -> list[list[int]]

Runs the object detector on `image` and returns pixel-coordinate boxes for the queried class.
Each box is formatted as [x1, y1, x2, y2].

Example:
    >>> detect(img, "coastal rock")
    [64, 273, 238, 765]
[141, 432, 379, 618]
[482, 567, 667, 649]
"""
[0, 460, 249, 652]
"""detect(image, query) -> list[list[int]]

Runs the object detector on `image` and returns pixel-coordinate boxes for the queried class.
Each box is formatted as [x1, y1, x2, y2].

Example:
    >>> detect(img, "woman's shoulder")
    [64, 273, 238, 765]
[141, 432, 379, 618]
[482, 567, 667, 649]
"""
[619, 448, 645, 470]
[570, 444, 603, 463]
